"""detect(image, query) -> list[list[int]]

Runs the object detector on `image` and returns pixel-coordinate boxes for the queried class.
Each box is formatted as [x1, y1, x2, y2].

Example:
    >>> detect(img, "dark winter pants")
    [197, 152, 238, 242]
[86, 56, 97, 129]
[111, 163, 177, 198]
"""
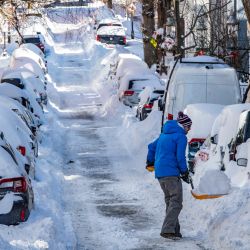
[158, 176, 183, 234]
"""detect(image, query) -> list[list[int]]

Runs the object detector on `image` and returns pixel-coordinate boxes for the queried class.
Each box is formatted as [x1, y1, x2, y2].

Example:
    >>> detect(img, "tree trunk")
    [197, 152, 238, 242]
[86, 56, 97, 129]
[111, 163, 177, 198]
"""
[142, 0, 157, 67]
[107, 0, 112, 9]
[242, 0, 250, 24]
[157, 0, 166, 28]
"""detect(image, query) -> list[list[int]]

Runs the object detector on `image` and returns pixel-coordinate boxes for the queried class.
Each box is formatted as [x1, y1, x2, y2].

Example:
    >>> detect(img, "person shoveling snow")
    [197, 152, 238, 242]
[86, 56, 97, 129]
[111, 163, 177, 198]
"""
[146, 112, 192, 240]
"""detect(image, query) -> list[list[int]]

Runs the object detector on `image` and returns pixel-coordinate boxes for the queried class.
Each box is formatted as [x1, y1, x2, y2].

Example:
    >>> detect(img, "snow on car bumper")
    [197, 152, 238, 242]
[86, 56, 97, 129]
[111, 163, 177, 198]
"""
[0, 194, 30, 225]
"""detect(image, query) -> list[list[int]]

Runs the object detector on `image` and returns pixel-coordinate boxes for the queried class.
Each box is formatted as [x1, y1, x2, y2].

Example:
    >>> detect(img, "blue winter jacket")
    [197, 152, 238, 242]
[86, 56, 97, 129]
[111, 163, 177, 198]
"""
[147, 120, 188, 178]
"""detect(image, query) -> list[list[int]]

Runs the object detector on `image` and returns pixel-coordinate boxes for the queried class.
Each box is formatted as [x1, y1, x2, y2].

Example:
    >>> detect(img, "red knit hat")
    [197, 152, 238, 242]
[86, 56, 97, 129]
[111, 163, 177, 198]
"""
[177, 111, 192, 128]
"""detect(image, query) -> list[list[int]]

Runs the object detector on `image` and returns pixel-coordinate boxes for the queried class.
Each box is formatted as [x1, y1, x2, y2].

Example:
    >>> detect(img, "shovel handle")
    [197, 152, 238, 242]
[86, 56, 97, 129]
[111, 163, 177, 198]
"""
[189, 175, 194, 190]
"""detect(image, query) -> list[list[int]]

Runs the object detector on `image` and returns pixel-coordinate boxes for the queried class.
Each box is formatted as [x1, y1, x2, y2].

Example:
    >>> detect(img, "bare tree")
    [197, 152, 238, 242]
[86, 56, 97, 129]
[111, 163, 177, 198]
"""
[0, 0, 53, 42]
[142, 0, 157, 67]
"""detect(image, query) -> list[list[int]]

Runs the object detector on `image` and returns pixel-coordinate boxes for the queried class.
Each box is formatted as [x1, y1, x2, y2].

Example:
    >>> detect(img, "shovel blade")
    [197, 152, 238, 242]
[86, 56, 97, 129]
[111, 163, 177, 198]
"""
[191, 190, 227, 200]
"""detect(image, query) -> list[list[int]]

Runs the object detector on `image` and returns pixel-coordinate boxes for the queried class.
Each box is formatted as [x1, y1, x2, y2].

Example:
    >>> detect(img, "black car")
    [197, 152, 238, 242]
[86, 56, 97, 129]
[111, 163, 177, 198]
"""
[0, 134, 34, 225]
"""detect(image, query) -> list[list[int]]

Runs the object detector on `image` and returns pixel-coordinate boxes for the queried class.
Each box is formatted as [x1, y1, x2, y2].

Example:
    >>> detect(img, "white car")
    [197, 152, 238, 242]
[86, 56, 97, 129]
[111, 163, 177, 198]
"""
[2, 69, 47, 105]
[0, 95, 38, 137]
[20, 43, 46, 63]
[0, 83, 44, 125]
[0, 104, 38, 179]
[163, 56, 241, 120]
[10, 47, 47, 74]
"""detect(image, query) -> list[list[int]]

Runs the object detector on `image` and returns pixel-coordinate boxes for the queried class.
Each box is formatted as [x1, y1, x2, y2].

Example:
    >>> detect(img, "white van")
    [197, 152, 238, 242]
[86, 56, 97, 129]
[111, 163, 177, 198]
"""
[163, 56, 241, 120]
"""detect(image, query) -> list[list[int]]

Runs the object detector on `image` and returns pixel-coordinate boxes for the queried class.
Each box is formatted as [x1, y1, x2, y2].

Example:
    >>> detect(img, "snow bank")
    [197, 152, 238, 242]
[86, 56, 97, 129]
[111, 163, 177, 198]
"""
[115, 54, 148, 80]
[185, 103, 224, 140]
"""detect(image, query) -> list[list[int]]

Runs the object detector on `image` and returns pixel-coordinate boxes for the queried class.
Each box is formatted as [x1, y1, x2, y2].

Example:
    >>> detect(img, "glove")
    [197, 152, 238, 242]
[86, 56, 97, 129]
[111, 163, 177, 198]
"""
[146, 161, 154, 172]
[181, 171, 190, 184]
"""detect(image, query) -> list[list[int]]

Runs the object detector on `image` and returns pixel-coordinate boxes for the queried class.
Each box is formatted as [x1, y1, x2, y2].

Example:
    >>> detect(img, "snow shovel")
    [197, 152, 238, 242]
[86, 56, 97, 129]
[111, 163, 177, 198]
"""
[189, 176, 227, 200]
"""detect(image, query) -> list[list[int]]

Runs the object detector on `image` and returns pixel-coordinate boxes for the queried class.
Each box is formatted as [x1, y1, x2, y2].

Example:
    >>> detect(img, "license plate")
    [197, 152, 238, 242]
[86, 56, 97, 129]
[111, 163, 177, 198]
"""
[110, 37, 113, 41]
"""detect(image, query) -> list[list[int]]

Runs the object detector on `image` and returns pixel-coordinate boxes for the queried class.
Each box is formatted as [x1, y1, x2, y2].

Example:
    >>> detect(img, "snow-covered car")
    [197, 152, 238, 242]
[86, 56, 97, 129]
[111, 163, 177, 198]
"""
[2, 69, 47, 105]
[185, 104, 225, 171]
[10, 47, 47, 75]
[0, 133, 34, 225]
[228, 110, 250, 165]
[96, 18, 123, 31]
[22, 34, 45, 53]
[0, 104, 38, 161]
[118, 72, 162, 107]
[96, 26, 126, 45]
[1, 74, 43, 108]
[194, 104, 250, 172]
[136, 86, 164, 121]
[20, 43, 46, 63]
[0, 95, 38, 137]
[163, 56, 242, 121]
[114, 54, 148, 81]
[0, 83, 44, 125]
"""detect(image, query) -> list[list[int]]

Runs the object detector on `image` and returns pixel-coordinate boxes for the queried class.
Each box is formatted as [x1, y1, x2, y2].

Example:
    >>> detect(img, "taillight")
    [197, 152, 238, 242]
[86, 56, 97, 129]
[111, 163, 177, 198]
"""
[17, 146, 26, 156]
[0, 177, 27, 193]
[144, 103, 153, 109]
[123, 37, 126, 44]
[20, 209, 26, 221]
[96, 35, 100, 41]
[123, 90, 134, 96]
[167, 113, 173, 120]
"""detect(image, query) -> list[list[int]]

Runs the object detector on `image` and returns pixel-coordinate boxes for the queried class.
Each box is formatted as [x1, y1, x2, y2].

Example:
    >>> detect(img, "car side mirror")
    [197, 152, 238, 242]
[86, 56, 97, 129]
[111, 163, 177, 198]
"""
[237, 158, 248, 167]
[210, 134, 218, 144]
[0, 132, 4, 140]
